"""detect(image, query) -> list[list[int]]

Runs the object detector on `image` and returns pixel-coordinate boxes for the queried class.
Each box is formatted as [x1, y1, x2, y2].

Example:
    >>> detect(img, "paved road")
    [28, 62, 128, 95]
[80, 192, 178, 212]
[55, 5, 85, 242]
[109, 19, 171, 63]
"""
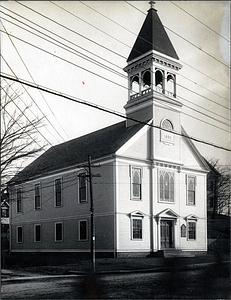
[1, 263, 230, 299]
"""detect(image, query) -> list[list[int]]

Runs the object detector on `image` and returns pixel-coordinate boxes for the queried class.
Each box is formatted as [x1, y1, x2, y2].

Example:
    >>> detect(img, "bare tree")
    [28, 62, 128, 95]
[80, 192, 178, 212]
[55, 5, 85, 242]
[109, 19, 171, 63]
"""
[208, 159, 231, 218]
[1, 84, 46, 188]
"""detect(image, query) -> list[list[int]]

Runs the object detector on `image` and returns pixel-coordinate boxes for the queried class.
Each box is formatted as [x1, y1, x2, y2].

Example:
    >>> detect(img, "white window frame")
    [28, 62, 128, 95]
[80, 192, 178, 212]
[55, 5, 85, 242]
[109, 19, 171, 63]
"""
[34, 183, 41, 210]
[54, 178, 62, 207]
[78, 219, 88, 241]
[78, 172, 88, 204]
[186, 175, 196, 206]
[158, 170, 175, 203]
[130, 211, 144, 240]
[187, 221, 196, 241]
[34, 224, 42, 242]
[17, 226, 23, 243]
[55, 222, 63, 242]
[16, 187, 23, 213]
[130, 166, 142, 200]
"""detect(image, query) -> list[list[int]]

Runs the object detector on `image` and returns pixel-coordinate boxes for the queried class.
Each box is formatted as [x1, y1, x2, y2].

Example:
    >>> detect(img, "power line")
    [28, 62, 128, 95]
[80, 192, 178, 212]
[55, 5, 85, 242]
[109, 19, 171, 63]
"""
[1, 20, 69, 142]
[1, 73, 230, 152]
[0, 5, 124, 73]
[125, 1, 229, 69]
[1, 5, 229, 130]
[1, 28, 230, 130]
[1, 10, 229, 117]
[15, 1, 230, 89]
[5, 2, 229, 111]
[170, 1, 230, 42]
[0, 13, 126, 80]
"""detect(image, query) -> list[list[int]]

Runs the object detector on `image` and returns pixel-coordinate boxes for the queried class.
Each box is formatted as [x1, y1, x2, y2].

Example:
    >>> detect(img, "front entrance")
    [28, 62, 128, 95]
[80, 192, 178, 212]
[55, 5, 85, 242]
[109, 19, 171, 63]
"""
[160, 220, 174, 249]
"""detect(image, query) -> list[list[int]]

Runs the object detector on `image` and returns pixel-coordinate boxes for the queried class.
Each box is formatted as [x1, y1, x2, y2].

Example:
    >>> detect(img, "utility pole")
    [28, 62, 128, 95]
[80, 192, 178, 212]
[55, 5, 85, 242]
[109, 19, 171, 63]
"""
[88, 155, 95, 273]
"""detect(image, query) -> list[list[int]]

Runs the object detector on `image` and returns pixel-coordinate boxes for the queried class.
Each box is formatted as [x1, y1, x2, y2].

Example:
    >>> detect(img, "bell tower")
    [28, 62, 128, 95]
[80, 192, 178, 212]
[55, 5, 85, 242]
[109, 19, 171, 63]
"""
[124, 1, 183, 127]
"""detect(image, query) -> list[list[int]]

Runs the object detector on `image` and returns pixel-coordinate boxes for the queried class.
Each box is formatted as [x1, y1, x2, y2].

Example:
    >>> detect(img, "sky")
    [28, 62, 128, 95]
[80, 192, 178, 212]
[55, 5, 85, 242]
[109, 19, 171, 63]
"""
[1, 1, 230, 169]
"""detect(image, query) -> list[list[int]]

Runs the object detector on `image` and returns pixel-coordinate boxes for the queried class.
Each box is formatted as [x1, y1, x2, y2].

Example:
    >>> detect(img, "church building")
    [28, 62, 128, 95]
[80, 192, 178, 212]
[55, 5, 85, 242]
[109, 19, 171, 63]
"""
[8, 3, 209, 259]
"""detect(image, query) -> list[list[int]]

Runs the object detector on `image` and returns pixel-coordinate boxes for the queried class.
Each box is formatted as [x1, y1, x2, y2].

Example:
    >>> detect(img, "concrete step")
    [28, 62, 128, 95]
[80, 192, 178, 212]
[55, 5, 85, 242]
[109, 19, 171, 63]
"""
[163, 250, 195, 258]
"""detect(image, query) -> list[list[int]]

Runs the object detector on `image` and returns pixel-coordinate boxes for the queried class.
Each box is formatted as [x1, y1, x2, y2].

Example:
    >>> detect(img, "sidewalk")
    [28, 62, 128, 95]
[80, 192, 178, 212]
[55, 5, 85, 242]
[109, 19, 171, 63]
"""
[2, 253, 230, 283]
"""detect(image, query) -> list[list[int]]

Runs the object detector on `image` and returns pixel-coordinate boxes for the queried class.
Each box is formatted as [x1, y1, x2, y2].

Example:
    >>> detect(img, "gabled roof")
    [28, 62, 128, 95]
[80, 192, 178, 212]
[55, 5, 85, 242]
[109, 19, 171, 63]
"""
[9, 121, 144, 185]
[127, 8, 179, 62]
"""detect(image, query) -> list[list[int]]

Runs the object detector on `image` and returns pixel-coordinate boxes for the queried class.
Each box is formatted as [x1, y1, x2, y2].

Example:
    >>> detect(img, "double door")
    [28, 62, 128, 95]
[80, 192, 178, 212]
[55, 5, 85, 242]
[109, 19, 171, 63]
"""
[160, 220, 174, 249]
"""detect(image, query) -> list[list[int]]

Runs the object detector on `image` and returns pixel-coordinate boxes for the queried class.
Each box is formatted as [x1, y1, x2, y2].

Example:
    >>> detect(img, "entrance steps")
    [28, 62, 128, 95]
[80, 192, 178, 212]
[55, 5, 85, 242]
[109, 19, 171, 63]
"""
[163, 249, 195, 258]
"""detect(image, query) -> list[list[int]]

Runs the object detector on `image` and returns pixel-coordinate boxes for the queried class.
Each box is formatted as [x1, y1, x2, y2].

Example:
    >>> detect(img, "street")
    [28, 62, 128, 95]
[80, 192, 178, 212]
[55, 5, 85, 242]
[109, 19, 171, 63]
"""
[1, 263, 230, 299]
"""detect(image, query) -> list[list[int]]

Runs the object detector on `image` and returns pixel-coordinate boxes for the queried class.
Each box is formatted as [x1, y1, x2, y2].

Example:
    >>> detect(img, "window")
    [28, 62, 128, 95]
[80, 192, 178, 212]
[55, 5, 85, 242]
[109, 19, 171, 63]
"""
[131, 167, 142, 199]
[155, 70, 163, 88]
[1, 208, 9, 218]
[187, 176, 196, 205]
[142, 70, 151, 89]
[181, 224, 186, 237]
[188, 222, 196, 240]
[16, 188, 22, 213]
[131, 75, 139, 94]
[79, 220, 88, 241]
[17, 226, 23, 243]
[35, 184, 41, 209]
[79, 173, 87, 203]
[55, 222, 63, 241]
[55, 179, 62, 207]
[34, 224, 41, 242]
[159, 171, 174, 202]
[132, 219, 142, 240]
[161, 119, 174, 144]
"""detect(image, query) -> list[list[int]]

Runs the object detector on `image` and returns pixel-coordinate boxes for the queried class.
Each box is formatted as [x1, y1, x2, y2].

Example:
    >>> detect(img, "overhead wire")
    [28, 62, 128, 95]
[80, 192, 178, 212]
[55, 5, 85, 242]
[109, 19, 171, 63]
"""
[0, 13, 126, 80]
[170, 1, 230, 42]
[1, 73, 230, 152]
[0, 5, 124, 73]
[15, 1, 230, 90]
[1, 28, 230, 130]
[4, 2, 229, 114]
[1, 9, 229, 117]
[1, 20, 69, 142]
[125, 1, 229, 68]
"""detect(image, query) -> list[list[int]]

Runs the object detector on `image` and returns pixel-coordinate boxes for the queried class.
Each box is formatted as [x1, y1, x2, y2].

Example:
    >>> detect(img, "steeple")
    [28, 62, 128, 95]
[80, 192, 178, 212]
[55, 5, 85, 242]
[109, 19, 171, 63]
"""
[127, 2, 179, 62]
[124, 2, 182, 127]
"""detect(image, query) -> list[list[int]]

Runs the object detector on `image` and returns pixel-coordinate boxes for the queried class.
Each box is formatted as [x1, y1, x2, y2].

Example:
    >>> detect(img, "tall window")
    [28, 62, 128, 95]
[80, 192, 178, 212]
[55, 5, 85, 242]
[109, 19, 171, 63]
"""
[131, 75, 139, 94]
[132, 219, 142, 240]
[79, 173, 87, 203]
[132, 168, 142, 199]
[35, 184, 41, 210]
[17, 226, 23, 243]
[187, 176, 196, 205]
[79, 220, 88, 241]
[55, 179, 62, 207]
[55, 222, 63, 241]
[16, 188, 22, 213]
[142, 70, 151, 89]
[159, 171, 174, 202]
[34, 224, 41, 242]
[188, 222, 196, 240]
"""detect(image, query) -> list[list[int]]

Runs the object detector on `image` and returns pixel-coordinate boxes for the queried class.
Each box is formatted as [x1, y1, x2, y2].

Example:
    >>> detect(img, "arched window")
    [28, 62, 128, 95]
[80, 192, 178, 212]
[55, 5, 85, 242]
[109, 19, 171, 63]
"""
[162, 119, 173, 131]
[159, 171, 174, 202]
[166, 74, 175, 96]
[132, 167, 141, 199]
[155, 70, 163, 88]
[142, 70, 151, 89]
[131, 75, 139, 94]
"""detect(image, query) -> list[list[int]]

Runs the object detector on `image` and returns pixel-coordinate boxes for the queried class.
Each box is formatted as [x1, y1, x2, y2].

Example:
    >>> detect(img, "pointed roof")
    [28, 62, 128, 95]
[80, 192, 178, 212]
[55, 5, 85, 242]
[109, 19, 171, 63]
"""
[127, 7, 179, 62]
[8, 121, 145, 185]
